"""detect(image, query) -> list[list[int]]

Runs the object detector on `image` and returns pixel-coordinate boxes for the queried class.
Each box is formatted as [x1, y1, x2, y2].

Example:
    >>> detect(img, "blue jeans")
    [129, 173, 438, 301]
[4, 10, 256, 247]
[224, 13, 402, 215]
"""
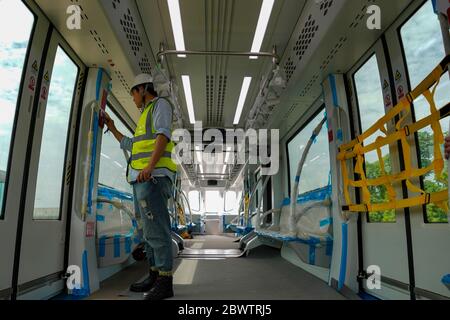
[133, 176, 173, 274]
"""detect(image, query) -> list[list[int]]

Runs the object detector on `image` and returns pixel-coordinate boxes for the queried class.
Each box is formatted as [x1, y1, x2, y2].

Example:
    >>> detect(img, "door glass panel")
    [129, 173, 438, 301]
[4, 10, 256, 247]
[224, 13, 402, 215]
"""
[33, 47, 79, 220]
[98, 106, 133, 193]
[0, 1, 35, 218]
[400, 0, 450, 223]
[353, 54, 395, 223]
[204, 190, 222, 213]
[188, 190, 200, 212]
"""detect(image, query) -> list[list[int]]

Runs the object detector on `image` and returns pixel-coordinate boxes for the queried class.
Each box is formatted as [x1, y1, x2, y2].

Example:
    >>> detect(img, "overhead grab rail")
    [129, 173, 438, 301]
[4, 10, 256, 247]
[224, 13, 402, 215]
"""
[157, 43, 280, 66]
[338, 55, 450, 213]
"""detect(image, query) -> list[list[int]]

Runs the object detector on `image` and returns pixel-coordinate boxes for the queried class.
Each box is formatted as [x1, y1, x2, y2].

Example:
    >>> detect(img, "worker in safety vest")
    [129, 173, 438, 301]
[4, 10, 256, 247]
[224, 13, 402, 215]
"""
[104, 73, 176, 301]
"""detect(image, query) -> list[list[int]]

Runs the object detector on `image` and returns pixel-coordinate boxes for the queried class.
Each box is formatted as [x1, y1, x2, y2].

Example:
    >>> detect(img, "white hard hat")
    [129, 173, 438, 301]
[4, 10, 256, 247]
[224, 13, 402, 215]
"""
[131, 73, 153, 92]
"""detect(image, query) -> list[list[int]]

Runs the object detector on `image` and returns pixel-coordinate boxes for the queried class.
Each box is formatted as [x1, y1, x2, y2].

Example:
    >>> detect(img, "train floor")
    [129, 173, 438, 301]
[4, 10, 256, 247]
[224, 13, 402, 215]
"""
[87, 235, 346, 300]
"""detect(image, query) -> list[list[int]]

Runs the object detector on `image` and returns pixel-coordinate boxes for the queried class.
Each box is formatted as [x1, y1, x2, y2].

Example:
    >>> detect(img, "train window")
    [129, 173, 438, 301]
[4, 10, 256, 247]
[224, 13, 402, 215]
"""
[204, 190, 222, 213]
[188, 190, 200, 212]
[287, 108, 330, 197]
[224, 191, 237, 212]
[399, 0, 449, 223]
[98, 106, 133, 193]
[33, 47, 79, 220]
[353, 54, 395, 223]
[0, 1, 35, 218]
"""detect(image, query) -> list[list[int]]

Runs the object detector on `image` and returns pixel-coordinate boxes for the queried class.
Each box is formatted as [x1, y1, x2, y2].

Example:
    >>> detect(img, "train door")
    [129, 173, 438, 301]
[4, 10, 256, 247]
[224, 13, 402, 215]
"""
[0, 0, 40, 299]
[384, 0, 450, 299]
[15, 29, 85, 297]
[347, 40, 412, 299]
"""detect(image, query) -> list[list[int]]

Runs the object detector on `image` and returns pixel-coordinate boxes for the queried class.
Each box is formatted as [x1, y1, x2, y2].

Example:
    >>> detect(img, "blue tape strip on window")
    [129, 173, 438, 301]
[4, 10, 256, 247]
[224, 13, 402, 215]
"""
[320, 217, 333, 228]
[442, 274, 450, 286]
[309, 244, 316, 265]
[114, 235, 121, 258]
[97, 203, 103, 210]
[295, 176, 300, 183]
[99, 236, 107, 257]
[326, 236, 333, 256]
[96, 215, 105, 222]
[87, 112, 99, 215]
[329, 74, 339, 107]
[96, 68, 103, 101]
[98, 185, 133, 201]
[132, 220, 138, 228]
[125, 235, 132, 254]
[296, 185, 332, 204]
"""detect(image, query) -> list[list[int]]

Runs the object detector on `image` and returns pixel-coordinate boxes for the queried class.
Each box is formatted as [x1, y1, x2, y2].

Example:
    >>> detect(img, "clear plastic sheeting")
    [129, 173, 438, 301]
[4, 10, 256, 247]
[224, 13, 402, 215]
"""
[96, 185, 140, 267]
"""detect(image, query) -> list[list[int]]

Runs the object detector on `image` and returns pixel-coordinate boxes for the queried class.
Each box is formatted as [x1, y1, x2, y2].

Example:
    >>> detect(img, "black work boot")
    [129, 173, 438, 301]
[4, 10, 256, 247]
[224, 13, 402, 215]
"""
[130, 270, 159, 292]
[143, 276, 174, 300]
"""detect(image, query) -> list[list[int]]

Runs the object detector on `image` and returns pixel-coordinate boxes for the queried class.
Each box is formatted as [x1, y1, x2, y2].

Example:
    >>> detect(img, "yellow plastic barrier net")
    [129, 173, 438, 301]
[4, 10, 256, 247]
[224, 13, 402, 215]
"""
[338, 55, 450, 213]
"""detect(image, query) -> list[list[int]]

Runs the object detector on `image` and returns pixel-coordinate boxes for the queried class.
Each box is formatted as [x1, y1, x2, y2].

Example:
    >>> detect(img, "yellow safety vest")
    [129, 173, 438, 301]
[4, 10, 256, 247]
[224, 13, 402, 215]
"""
[130, 98, 177, 173]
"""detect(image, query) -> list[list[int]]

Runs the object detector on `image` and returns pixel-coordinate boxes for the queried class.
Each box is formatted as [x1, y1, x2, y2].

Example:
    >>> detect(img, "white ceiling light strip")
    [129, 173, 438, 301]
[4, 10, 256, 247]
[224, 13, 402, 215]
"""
[233, 77, 252, 125]
[250, 0, 275, 59]
[167, 0, 187, 58]
[181, 75, 196, 124]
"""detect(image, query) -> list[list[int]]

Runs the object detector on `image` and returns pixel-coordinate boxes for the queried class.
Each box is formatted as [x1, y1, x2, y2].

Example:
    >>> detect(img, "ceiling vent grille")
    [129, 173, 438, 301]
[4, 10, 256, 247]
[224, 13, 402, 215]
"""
[90, 29, 109, 55]
[349, 1, 376, 29]
[206, 75, 215, 125]
[139, 54, 152, 74]
[216, 75, 227, 125]
[114, 70, 130, 93]
[112, 0, 121, 10]
[293, 15, 319, 62]
[320, 0, 334, 16]
[120, 8, 143, 56]
[299, 74, 319, 97]
[283, 57, 296, 84]
[320, 36, 347, 71]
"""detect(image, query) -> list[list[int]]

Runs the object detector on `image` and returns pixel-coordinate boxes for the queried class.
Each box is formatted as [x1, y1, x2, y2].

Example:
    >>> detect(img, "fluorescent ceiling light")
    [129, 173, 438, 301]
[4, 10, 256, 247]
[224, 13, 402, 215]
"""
[181, 75, 196, 124]
[167, 0, 187, 58]
[233, 77, 252, 125]
[250, 0, 275, 59]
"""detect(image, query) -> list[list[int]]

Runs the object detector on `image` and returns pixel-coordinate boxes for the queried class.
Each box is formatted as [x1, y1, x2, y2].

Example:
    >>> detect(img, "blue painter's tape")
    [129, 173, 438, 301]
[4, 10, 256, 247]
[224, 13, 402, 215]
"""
[320, 217, 333, 228]
[282, 198, 290, 206]
[125, 235, 132, 254]
[96, 68, 103, 101]
[99, 236, 107, 257]
[87, 112, 99, 215]
[96, 215, 105, 222]
[72, 250, 90, 297]
[97, 203, 104, 210]
[339, 222, 348, 291]
[337, 128, 343, 142]
[114, 234, 121, 258]
[442, 274, 450, 286]
[295, 176, 300, 183]
[309, 244, 316, 265]
[431, 0, 437, 13]
[326, 236, 333, 257]
[296, 185, 332, 205]
[132, 219, 138, 228]
[98, 185, 133, 201]
[329, 74, 339, 107]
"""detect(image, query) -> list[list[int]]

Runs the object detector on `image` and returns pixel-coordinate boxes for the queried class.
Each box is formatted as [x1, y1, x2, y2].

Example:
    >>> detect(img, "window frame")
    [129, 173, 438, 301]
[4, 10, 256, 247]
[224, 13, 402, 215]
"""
[0, 2, 37, 220]
[396, 0, 449, 224]
[286, 104, 328, 196]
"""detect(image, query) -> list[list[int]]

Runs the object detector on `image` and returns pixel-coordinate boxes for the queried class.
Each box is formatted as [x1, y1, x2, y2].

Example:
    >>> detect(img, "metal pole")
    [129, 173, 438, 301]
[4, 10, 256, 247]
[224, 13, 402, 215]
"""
[157, 48, 280, 65]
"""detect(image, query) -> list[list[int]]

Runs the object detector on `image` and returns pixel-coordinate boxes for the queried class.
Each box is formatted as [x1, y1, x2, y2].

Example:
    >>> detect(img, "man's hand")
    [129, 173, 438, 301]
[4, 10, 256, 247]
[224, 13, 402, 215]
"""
[137, 166, 154, 183]
[445, 136, 450, 160]
[104, 112, 116, 131]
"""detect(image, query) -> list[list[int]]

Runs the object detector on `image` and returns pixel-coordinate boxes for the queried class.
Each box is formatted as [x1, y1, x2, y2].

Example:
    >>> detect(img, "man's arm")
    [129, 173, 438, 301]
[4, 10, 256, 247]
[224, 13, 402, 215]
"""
[104, 112, 124, 143]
